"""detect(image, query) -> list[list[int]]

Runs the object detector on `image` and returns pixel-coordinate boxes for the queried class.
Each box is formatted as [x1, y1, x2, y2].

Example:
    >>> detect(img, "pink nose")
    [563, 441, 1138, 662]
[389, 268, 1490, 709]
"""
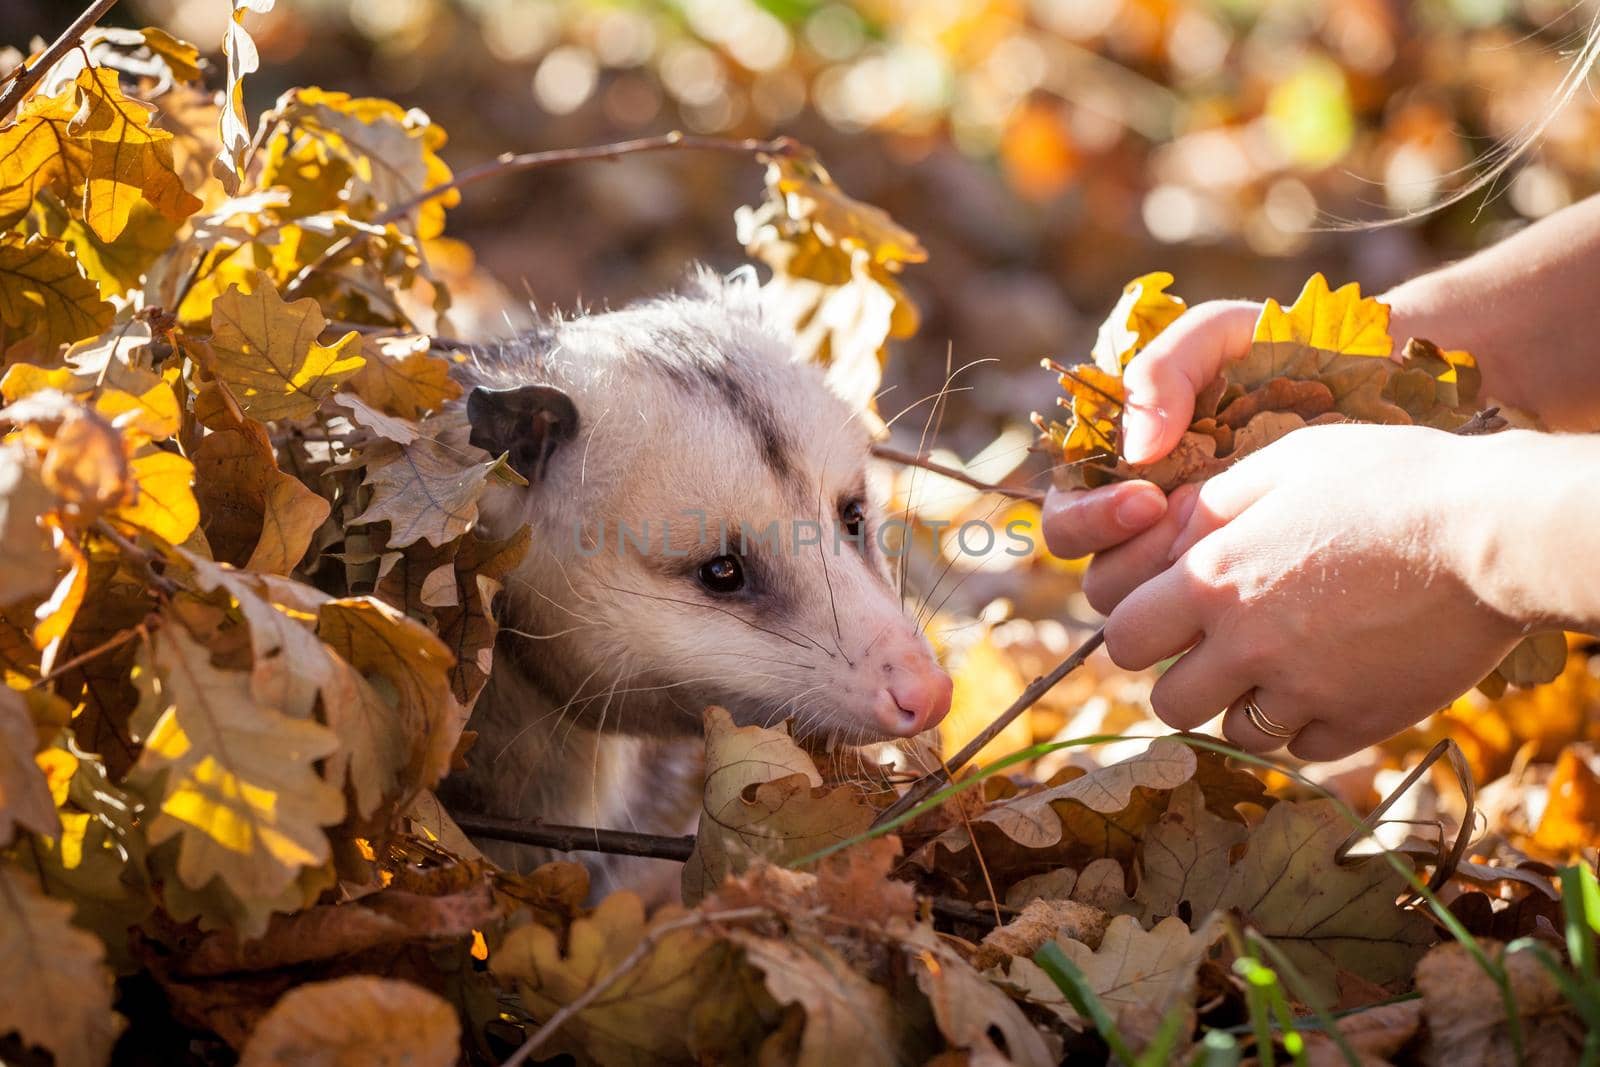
[874, 661, 954, 738]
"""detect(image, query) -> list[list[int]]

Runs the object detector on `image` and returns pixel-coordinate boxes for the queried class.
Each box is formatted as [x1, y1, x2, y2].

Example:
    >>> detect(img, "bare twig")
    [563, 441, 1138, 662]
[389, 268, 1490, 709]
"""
[870, 444, 1044, 503]
[284, 132, 802, 299]
[449, 812, 696, 862]
[94, 521, 179, 598]
[501, 906, 773, 1067]
[33, 624, 144, 688]
[871, 626, 1107, 829]
[927, 896, 1018, 928]
[0, 0, 121, 121]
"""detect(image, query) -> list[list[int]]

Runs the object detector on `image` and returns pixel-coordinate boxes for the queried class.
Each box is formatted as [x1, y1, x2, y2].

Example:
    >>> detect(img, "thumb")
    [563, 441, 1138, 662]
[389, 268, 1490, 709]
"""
[1120, 300, 1260, 465]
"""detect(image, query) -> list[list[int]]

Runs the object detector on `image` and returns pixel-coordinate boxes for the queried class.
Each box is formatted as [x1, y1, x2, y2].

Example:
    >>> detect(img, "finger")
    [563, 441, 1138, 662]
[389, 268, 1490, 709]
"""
[1145, 636, 1248, 731]
[1103, 561, 1207, 671]
[1041, 481, 1166, 560]
[1220, 690, 1312, 754]
[1165, 440, 1299, 563]
[1288, 720, 1370, 762]
[1122, 301, 1260, 464]
[1082, 482, 1202, 613]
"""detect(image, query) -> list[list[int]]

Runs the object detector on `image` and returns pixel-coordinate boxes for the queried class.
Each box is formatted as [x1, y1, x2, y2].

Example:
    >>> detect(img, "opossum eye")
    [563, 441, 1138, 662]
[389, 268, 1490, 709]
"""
[697, 554, 746, 594]
[839, 497, 866, 537]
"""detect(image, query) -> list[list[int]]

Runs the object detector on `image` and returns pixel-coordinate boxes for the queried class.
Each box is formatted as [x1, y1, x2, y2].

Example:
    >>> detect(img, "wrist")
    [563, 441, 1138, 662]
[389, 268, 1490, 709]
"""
[1446, 430, 1599, 632]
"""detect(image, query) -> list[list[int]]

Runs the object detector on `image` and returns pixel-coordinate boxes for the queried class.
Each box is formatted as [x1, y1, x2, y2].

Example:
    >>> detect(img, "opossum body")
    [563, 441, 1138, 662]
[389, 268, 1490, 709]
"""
[440, 274, 952, 897]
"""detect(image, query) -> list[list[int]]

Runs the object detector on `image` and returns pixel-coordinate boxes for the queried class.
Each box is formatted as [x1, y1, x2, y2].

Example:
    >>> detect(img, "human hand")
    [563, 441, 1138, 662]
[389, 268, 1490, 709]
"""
[1040, 301, 1261, 611]
[1100, 423, 1525, 760]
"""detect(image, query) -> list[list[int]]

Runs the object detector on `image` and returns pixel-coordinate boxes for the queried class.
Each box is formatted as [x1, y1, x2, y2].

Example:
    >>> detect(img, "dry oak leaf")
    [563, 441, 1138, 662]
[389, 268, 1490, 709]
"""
[1208, 799, 1434, 1002]
[0, 445, 64, 607]
[72, 67, 203, 242]
[208, 279, 364, 422]
[0, 234, 115, 357]
[1091, 271, 1186, 374]
[682, 706, 874, 903]
[906, 925, 1057, 1067]
[492, 892, 738, 1067]
[1415, 941, 1585, 1065]
[238, 976, 459, 1067]
[1008, 914, 1220, 1052]
[0, 82, 90, 234]
[761, 151, 926, 268]
[1237, 272, 1392, 386]
[317, 595, 464, 798]
[0, 687, 58, 844]
[217, 0, 274, 192]
[974, 737, 1197, 849]
[351, 437, 500, 549]
[1531, 743, 1600, 857]
[1134, 780, 1247, 924]
[128, 622, 345, 906]
[193, 413, 329, 574]
[0, 865, 121, 1067]
[346, 334, 461, 420]
[729, 926, 903, 1067]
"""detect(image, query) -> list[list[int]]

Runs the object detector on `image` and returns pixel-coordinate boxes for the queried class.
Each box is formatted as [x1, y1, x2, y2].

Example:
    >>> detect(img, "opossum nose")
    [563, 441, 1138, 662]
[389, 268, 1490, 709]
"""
[873, 658, 953, 737]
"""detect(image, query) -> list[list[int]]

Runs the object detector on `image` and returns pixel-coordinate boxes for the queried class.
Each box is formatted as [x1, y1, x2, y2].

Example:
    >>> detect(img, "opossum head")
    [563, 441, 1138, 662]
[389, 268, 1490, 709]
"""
[464, 274, 951, 745]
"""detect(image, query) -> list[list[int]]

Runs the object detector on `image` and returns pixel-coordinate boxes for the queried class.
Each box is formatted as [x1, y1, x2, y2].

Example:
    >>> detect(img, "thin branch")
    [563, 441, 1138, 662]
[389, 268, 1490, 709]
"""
[870, 444, 1044, 503]
[283, 132, 802, 299]
[33, 624, 144, 688]
[0, 0, 121, 121]
[871, 625, 1107, 829]
[449, 812, 696, 862]
[501, 906, 774, 1067]
[94, 521, 179, 598]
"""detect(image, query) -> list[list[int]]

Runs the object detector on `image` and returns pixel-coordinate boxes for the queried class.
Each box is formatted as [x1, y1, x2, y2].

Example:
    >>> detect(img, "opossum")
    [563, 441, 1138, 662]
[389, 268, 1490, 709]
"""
[438, 272, 952, 897]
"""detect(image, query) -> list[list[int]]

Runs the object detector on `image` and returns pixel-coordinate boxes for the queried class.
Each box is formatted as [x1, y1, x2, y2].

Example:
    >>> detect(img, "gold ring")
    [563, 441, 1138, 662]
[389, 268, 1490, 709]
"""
[1241, 693, 1296, 739]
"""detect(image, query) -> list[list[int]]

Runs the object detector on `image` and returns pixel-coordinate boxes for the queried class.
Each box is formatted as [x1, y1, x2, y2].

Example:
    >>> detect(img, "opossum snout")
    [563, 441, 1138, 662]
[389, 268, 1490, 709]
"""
[867, 636, 953, 738]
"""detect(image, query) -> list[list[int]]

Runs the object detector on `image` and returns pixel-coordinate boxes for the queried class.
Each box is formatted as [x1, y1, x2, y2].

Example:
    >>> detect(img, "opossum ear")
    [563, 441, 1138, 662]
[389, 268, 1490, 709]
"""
[466, 385, 580, 482]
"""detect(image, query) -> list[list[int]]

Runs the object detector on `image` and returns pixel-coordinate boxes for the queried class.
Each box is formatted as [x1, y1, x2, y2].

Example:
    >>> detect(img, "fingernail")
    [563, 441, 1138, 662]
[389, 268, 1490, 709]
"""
[1122, 407, 1165, 464]
[1114, 487, 1164, 530]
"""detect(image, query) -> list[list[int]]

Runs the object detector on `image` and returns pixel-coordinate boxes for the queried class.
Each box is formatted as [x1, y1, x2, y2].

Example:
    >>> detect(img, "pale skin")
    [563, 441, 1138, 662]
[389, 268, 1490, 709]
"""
[1042, 194, 1600, 760]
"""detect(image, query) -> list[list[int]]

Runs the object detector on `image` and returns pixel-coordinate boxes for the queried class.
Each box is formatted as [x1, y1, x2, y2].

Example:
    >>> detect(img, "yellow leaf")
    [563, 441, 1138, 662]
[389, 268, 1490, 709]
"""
[208, 278, 364, 422]
[1247, 272, 1392, 377]
[192, 412, 328, 573]
[347, 333, 461, 419]
[72, 68, 202, 242]
[763, 151, 926, 268]
[0, 234, 114, 357]
[0, 687, 58, 844]
[137, 28, 204, 84]
[0, 866, 121, 1067]
[112, 449, 199, 544]
[128, 622, 345, 906]
[0, 83, 89, 234]
[1091, 271, 1186, 374]
[239, 976, 459, 1067]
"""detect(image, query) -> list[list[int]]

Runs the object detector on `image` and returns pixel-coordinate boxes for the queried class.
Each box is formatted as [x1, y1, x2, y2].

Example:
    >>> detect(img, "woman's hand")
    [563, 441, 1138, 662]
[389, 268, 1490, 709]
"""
[1041, 300, 1261, 611]
[1101, 424, 1526, 760]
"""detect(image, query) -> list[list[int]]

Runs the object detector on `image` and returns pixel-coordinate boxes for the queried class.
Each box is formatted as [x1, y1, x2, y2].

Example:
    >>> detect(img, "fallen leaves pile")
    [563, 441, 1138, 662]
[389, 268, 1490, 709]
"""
[1, 5, 1597, 1067]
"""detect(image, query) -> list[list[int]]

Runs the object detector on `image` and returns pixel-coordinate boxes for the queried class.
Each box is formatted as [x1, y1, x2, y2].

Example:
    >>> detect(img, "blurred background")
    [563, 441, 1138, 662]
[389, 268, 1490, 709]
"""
[15, 0, 1600, 460]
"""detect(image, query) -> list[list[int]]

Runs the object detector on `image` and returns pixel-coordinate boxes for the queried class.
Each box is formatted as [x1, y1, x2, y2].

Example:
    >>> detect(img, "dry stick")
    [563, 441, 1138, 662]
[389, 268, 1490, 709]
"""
[283, 132, 802, 299]
[0, 0, 120, 120]
[32, 624, 143, 688]
[871, 625, 1107, 829]
[869, 444, 1044, 503]
[449, 813, 696, 863]
[500, 905, 774, 1067]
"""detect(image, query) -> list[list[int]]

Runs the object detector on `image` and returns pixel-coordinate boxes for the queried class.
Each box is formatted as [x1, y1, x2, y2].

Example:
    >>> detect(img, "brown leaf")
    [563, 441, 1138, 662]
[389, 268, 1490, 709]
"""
[0, 687, 58, 844]
[0, 865, 121, 1067]
[1134, 781, 1247, 923]
[346, 334, 461, 420]
[238, 976, 459, 1067]
[974, 737, 1196, 849]
[0, 443, 64, 606]
[1215, 377, 1335, 429]
[194, 411, 328, 574]
[904, 924, 1057, 1067]
[1416, 941, 1585, 1065]
[351, 437, 498, 549]
[0, 234, 115, 358]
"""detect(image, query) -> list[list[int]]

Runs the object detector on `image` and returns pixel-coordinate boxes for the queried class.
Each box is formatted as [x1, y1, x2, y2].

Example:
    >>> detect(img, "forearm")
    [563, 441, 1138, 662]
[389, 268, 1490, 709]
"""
[1383, 194, 1600, 431]
[1453, 430, 1600, 633]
